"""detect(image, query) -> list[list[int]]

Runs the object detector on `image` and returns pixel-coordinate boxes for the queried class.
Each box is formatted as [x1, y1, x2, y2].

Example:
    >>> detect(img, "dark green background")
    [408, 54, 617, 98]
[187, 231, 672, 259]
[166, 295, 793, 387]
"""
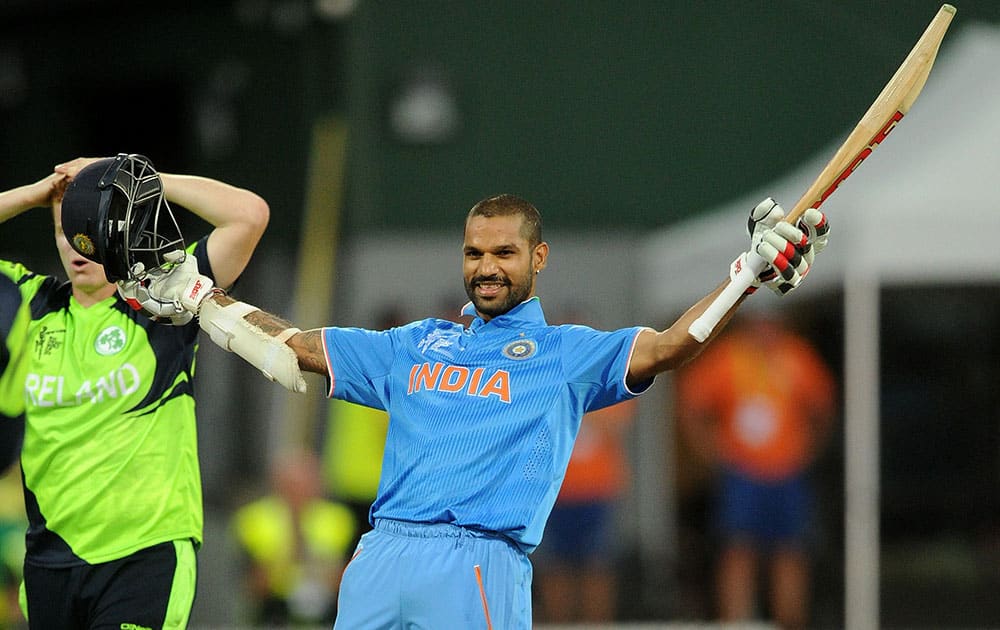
[2, 1, 995, 258]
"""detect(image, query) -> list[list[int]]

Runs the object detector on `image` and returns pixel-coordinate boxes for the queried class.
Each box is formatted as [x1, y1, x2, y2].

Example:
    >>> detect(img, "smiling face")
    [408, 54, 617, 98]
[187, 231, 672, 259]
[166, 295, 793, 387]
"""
[463, 213, 548, 321]
[52, 200, 116, 304]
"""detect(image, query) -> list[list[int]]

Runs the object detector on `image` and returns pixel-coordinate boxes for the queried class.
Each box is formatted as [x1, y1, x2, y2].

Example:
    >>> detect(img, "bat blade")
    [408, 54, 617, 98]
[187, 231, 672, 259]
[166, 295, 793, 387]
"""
[688, 4, 956, 343]
[784, 2, 956, 223]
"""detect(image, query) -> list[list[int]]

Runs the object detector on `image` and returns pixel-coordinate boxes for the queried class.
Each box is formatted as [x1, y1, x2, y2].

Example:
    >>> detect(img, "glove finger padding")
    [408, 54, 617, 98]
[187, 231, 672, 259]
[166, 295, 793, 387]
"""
[733, 198, 785, 293]
[747, 197, 785, 237]
[800, 208, 830, 258]
[759, 222, 807, 292]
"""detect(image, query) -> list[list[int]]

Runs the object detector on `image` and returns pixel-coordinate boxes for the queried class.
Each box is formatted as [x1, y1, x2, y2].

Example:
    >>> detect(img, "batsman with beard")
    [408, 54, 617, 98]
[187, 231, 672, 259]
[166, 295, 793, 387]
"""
[133, 193, 829, 629]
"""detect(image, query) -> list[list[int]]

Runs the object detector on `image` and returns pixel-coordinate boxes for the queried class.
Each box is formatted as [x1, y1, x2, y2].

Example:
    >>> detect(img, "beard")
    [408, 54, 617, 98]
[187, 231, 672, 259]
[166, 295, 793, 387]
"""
[464, 271, 533, 319]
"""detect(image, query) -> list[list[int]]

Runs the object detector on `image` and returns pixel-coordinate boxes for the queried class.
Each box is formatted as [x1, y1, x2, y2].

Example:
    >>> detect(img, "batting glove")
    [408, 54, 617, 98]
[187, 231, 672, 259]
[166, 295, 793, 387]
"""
[731, 198, 784, 295]
[732, 198, 830, 296]
[118, 279, 195, 325]
[117, 250, 215, 325]
[799, 207, 830, 266]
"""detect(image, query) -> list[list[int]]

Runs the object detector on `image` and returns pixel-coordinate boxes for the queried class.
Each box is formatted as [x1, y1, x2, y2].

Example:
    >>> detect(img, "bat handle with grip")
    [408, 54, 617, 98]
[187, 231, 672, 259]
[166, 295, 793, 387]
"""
[687, 254, 766, 342]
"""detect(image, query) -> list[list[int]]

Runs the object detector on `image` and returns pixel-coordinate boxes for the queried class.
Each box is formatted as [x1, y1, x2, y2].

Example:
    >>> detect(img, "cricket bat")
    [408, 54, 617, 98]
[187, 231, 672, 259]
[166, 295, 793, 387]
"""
[688, 4, 957, 342]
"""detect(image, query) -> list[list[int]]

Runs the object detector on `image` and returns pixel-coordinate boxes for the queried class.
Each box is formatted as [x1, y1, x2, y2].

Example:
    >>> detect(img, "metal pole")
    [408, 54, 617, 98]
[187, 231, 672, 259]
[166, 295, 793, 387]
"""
[844, 276, 880, 630]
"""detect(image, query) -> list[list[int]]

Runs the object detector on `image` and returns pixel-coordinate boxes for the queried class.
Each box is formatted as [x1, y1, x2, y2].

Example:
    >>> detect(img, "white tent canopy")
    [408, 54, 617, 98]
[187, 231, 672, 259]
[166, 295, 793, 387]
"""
[636, 22, 1000, 629]
[639, 22, 1000, 315]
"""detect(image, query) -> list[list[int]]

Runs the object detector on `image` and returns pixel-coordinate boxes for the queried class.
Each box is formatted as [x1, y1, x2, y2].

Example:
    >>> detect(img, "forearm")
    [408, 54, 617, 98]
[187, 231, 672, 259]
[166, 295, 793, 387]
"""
[0, 186, 36, 224]
[160, 173, 269, 287]
[670, 279, 748, 351]
[160, 174, 268, 229]
[0, 173, 65, 224]
[629, 280, 747, 383]
[208, 292, 328, 376]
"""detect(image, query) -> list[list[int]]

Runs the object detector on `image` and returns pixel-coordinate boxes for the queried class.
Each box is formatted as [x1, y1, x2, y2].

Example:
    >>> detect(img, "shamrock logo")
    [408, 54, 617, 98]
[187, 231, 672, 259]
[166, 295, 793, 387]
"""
[95, 326, 127, 356]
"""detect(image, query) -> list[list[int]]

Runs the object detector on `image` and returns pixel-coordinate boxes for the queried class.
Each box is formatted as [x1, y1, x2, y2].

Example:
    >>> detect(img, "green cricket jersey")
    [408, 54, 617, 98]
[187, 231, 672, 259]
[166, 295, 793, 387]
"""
[0, 243, 211, 567]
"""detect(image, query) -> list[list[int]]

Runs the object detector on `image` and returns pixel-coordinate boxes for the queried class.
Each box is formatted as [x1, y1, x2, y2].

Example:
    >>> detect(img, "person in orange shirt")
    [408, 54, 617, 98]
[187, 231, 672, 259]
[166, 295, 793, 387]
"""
[676, 310, 836, 630]
[535, 394, 637, 623]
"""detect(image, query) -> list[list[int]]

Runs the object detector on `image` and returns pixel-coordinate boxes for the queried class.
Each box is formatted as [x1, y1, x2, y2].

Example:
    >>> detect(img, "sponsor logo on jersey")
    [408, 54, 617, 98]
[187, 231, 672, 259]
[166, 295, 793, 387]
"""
[502, 339, 536, 360]
[120, 624, 153, 630]
[25, 363, 142, 407]
[407, 362, 510, 403]
[95, 325, 127, 356]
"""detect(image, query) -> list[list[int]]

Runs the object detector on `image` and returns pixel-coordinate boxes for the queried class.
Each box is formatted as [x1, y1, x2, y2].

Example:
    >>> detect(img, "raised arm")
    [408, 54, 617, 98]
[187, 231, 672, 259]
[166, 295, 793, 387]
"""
[0, 172, 67, 225]
[158, 173, 269, 288]
[626, 198, 830, 388]
[626, 281, 744, 387]
[54, 157, 269, 288]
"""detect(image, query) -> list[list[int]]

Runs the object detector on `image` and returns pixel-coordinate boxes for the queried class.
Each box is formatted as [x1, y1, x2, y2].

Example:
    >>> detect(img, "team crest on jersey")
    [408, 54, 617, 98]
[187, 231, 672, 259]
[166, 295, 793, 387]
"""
[72, 233, 96, 256]
[94, 325, 127, 356]
[502, 339, 536, 360]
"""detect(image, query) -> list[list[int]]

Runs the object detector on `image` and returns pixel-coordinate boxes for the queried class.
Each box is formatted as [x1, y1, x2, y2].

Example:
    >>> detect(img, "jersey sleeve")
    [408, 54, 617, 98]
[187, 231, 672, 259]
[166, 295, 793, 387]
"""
[321, 325, 400, 409]
[189, 237, 215, 282]
[558, 324, 652, 412]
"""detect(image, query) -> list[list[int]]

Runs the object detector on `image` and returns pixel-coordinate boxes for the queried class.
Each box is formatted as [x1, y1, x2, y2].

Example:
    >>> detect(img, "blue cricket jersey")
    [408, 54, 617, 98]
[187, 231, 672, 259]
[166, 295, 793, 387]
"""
[321, 297, 652, 552]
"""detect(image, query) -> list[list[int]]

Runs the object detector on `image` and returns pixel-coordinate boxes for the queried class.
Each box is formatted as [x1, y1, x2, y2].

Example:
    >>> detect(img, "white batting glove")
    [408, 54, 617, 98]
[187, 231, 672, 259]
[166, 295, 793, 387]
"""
[732, 198, 831, 296]
[731, 198, 784, 295]
[118, 278, 195, 325]
[799, 207, 830, 265]
[117, 250, 215, 324]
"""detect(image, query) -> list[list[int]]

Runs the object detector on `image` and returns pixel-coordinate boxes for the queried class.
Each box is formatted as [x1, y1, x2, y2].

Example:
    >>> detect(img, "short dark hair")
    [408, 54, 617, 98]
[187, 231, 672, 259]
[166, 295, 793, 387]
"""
[466, 194, 543, 247]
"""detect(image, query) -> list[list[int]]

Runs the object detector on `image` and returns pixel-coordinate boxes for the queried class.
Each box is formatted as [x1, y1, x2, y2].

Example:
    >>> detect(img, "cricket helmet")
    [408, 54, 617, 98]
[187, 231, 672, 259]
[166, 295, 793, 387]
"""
[61, 153, 185, 283]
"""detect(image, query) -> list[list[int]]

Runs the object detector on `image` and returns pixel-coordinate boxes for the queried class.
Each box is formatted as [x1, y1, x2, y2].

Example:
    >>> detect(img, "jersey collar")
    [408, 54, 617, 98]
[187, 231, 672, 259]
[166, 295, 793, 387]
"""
[462, 296, 547, 331]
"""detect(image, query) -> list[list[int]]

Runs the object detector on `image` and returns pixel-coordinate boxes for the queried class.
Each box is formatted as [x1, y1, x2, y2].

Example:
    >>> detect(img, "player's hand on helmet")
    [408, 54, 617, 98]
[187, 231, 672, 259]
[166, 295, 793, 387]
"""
[733, 198, 830, 296]
[53, 157, 104, 180]
[117, 250, 214, 325]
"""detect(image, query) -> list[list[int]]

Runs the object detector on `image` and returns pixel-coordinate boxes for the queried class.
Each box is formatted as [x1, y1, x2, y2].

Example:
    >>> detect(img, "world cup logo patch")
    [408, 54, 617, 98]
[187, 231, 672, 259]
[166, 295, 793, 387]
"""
[502, 339, 536, 360]
[72, 233, 96, 256]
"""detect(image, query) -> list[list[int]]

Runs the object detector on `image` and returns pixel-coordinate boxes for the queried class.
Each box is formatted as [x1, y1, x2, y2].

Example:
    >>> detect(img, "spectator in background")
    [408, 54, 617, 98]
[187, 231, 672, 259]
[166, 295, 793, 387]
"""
[535, 396, 638, 623]
[675, 310, 836, 630]
[232, 447, 356, 626]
